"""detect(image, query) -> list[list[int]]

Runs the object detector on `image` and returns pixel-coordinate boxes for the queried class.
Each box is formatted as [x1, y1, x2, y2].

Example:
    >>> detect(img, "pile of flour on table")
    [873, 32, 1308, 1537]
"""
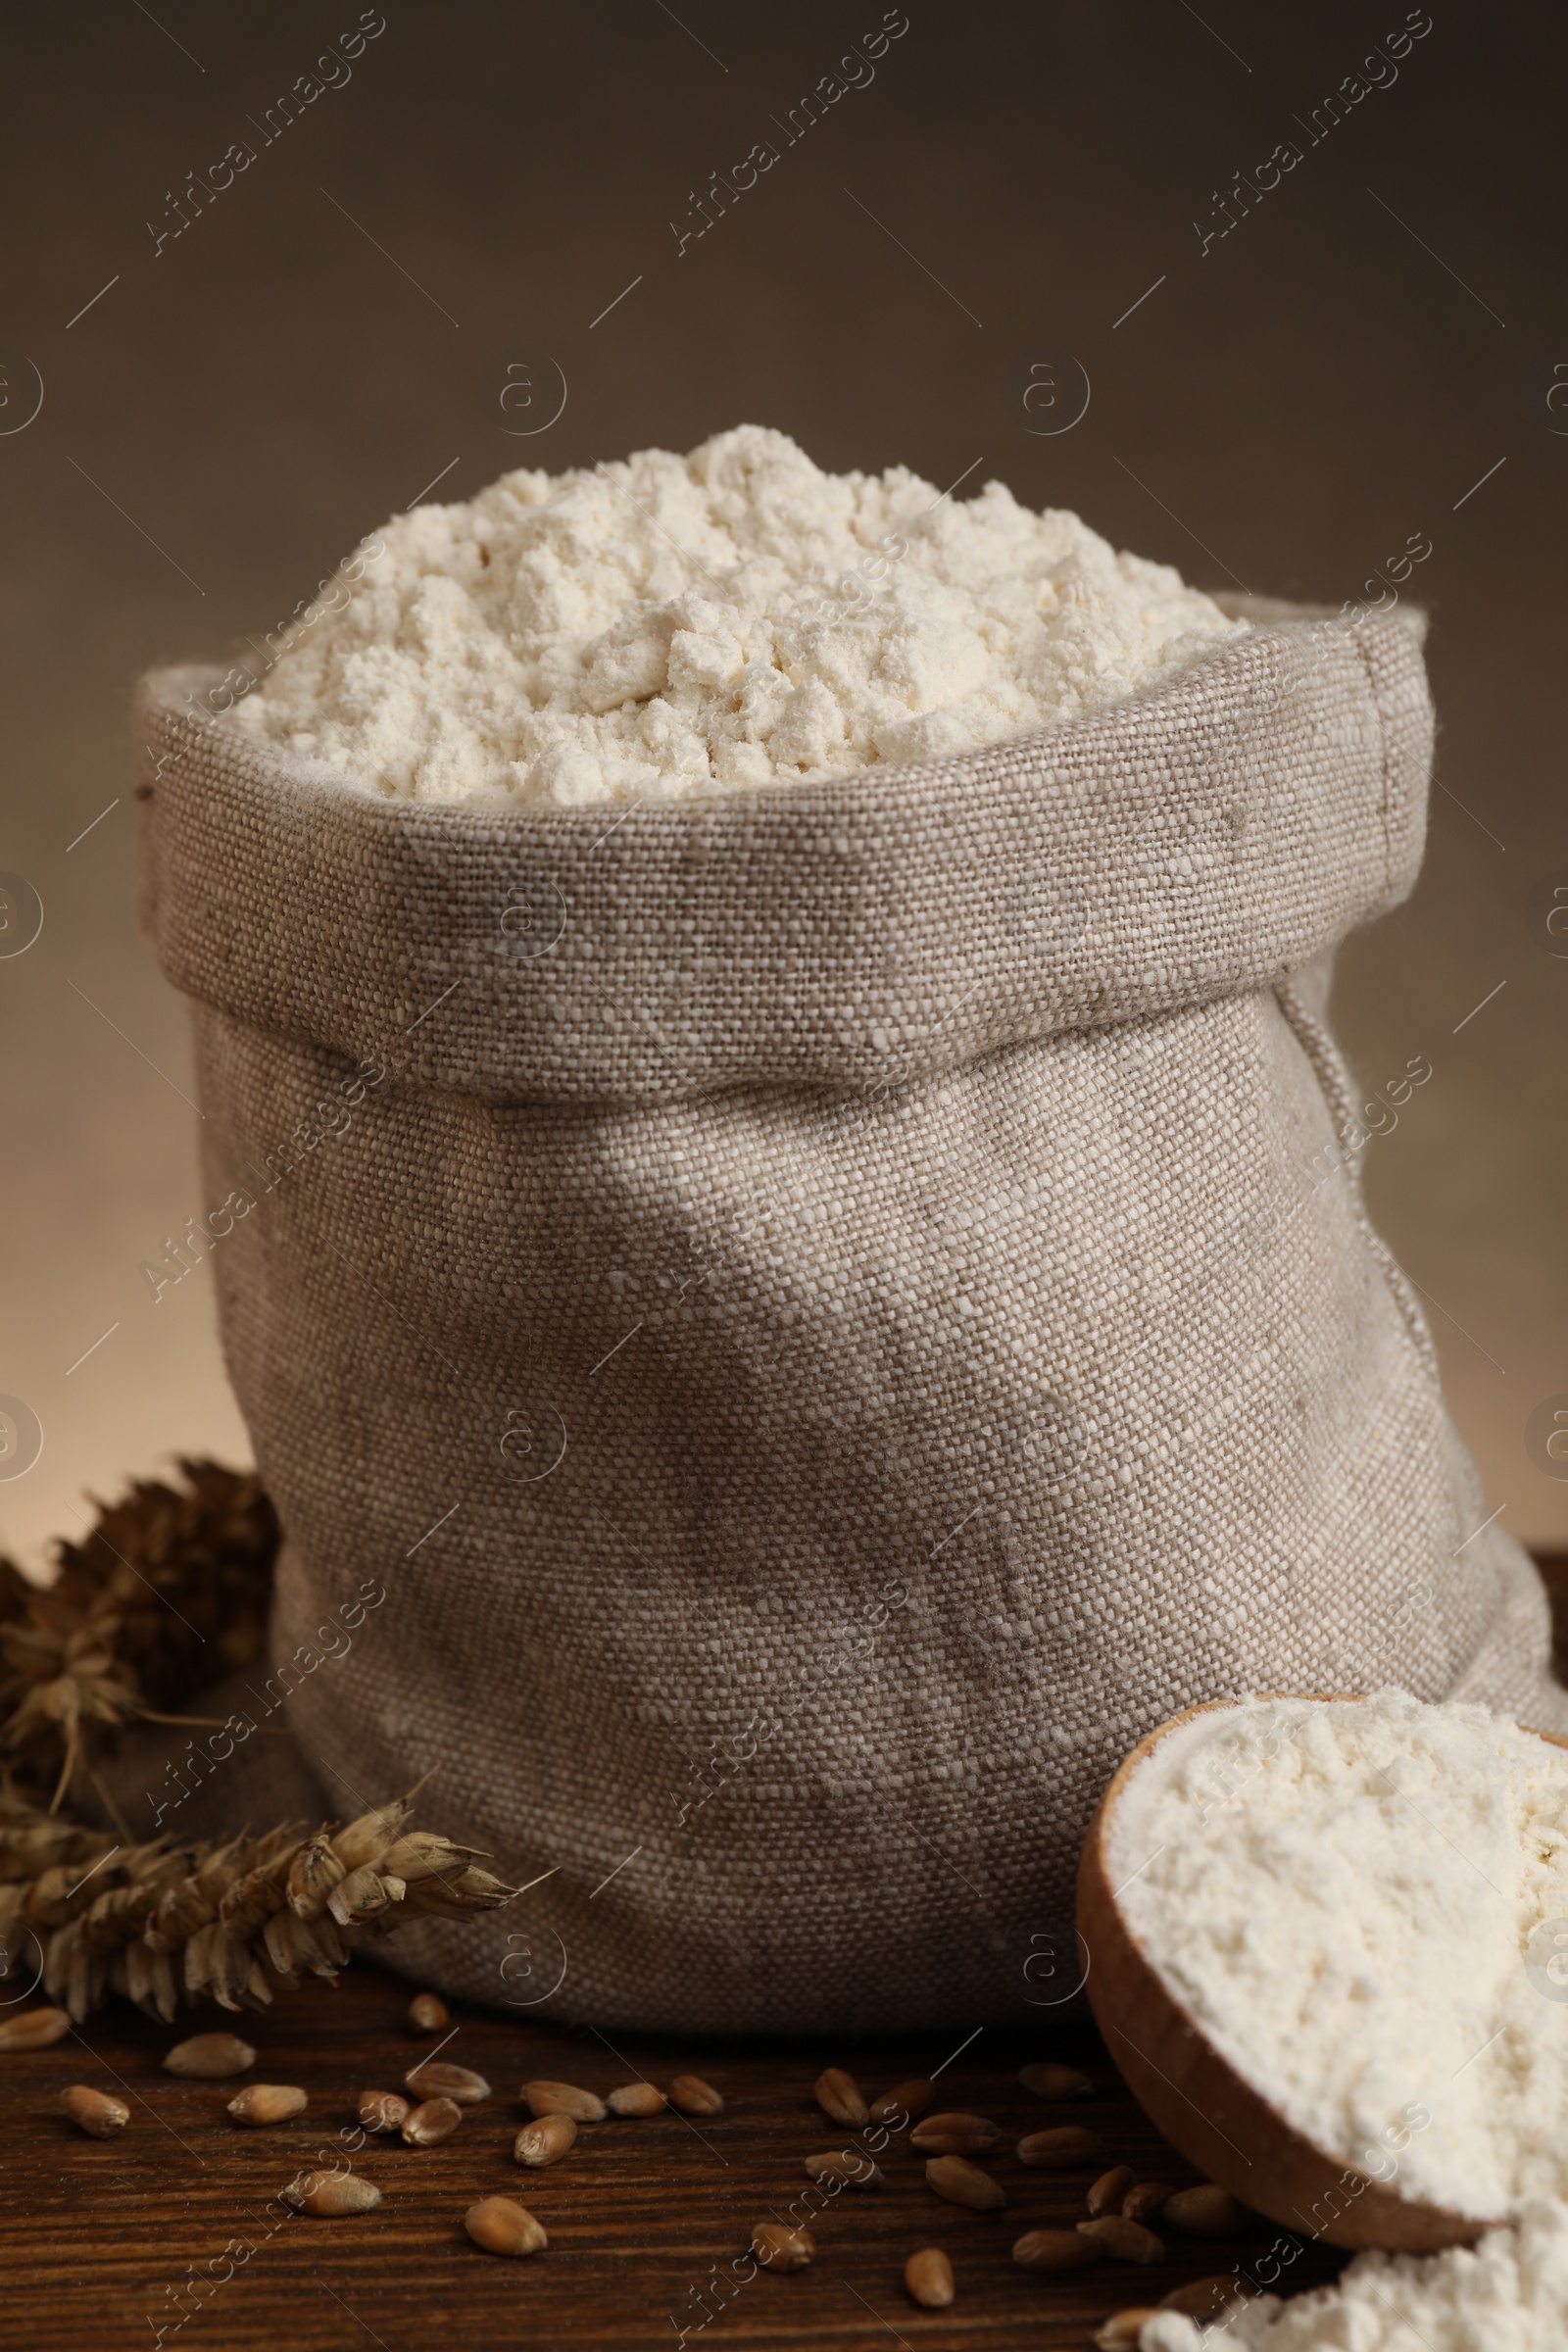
[1143, 2199, 1568, 2349]
[1106, 1689, 1568, 2221]
[224, 424, 1245, 806]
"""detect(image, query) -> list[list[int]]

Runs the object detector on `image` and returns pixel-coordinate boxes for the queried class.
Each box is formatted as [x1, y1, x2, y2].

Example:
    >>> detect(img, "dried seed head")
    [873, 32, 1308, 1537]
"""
[0, 1459, 277, 1808]
[753, 2222, 814, 2272]
[869, 2076, 932, 2126]
[403, 2060, 490, 2105]
[1161, 2183, 1245, 2237]
[667, 2073, 723, 2116]
[520, 2078, 606, 2123]
[0, 2007, 72, 2051]
[1077, 2216, 1165, 2264]
[61, 2083, 129, 2136]
[408, 1991, 448, 2033]
[1160, 2275, 1247, 2321]
[401, 1858, 512, 1921]
[218, 1846, 294, 1939]
[1011, 2227, 1099, 2274]
[227, 2083, 308, 2127]
[466, 2195, 547, 2257]
[285, 2167, 382, 2216]
[608, 2081, 665, 2117]
[1088, 2163, 1137, 2217]
[328, 1863, 399, 1929]
[904, 2247, 954, 2309]
[910, 2111, 1001, 2156]
[804, 2148, 882, 2188]
[1017, 2125, 1101, 2169]
[812, 2066, 868, 2127]
[164, 2032, 255, 2079]
[379, 1833, 477, 1886]
[1122, 2181, 1173, 2224]
[1018, 2061, 1094, 2099]
[514, 2112, 577, 2168]
[331, 1797, 413, 1873]
[146, 1874, 215, 1953]
[925, 2154, 1004, 2211]
[401, 2095, 462, 2146]
[286, 1834, 345, 1922]
[0, 1763, 511, 2033]
[359, 2090, 410, 2133]
[1094, 2313, 1161, 2349]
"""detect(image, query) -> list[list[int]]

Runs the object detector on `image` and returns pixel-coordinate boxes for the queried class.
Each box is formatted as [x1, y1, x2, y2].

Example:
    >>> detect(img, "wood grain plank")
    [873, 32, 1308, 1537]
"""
[1, 1966, 1348, 2349]
[20, 1559, 1563, 2344]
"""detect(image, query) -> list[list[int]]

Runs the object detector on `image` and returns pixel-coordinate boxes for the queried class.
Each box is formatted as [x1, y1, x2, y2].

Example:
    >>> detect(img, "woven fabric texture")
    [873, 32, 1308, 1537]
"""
[135, 606, 1564, 2033]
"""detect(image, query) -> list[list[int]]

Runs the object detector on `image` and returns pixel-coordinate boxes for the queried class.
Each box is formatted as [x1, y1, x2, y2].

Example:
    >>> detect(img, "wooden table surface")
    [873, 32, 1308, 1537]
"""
[3, 1964, 1350, 2352]
[13, 1553, 1563, 2349]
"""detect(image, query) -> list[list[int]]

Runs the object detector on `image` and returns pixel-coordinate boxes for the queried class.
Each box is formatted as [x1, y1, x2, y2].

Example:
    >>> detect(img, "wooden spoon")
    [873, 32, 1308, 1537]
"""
[1076, 1695, 1568, 2253]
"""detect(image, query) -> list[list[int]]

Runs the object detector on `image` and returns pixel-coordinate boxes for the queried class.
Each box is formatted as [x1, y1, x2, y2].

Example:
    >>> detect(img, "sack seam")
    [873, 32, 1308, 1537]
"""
[1347, 614, 1397, 899]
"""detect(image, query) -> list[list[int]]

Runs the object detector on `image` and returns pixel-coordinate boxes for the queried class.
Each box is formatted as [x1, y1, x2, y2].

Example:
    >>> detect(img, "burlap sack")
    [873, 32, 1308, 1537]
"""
[135, 602, 1563, 2034]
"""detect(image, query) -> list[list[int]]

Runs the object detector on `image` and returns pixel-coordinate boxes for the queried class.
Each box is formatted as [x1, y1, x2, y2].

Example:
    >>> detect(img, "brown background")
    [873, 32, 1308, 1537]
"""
[1, 0, 1565, 1571]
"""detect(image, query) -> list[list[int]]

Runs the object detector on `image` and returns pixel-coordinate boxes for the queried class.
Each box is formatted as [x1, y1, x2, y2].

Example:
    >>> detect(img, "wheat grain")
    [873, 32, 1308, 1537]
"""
[466, 2195, 547, 2257]
[61, 2083, 128, 2135]
[1012, 2227, 1099, 2273]
[1088, 2164, 1136, 2216]
[1159, 2274, 1247, 2321]
[924, 2155, 1004, 2211]
[753, 2222, 813, 2271]
[164, 2032, 255, 2078]
[0, 2006, 71, 2050]
[812, 2066, 868, 2126]
[520, 2079, 606, 2122]
[514, 2113, 577, 2167]
[404, 2060, 489, 2104]
[667, 2073, 723, 2115]
[1018, 2061, 1093, 2098]
[904, 2247, 954, 2308]
[869, 2076, 931, 2124]
[909, 2111, 1000, 2155]
[608, 2082, 665, 2117]
[358, 2090, 410, 2133]
[285, 2168, 381, 2216]
[1161, 2183, 1244, 2236]
[402, 2095, 462, 2146]
[226, 2083, 307, 2125]
[1077, 2216, 1164, 2264]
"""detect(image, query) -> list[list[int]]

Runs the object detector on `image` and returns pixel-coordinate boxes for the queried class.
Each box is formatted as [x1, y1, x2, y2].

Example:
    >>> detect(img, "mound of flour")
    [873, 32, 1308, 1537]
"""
[1105, 1690, 1568, 2221]
[224, 425, 1244, 806]
[1143, 2199, 1568, 2350]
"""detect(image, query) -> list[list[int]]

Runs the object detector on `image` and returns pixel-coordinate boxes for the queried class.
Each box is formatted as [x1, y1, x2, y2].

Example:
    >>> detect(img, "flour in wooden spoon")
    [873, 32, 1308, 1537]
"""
[1106, 1690, 1568, 2220]
[224, 425, 1244, 805]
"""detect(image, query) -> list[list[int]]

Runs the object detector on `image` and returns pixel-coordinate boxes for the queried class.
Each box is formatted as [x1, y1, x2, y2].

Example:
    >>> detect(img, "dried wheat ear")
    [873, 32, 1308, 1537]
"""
[0, 1459, 278, 1816]
[0, 1780, 515, 2024]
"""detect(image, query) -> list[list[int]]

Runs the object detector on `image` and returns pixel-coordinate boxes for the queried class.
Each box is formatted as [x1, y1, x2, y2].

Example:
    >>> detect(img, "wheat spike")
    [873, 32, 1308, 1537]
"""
[0, 1460, 278, 1812]
[0, 1465, 513, 2025]
[0, 1781, 513, 2025]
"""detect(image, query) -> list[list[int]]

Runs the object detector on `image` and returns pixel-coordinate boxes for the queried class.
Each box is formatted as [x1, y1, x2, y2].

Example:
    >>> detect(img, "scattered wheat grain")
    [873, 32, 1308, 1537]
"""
[466, 2194, 547, 2256]
[61, 2084, 128, 2135]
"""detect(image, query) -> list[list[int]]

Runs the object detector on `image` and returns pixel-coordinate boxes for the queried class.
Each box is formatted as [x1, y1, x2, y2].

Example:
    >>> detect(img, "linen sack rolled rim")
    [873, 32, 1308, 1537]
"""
[135, 600, 1431, 1103]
